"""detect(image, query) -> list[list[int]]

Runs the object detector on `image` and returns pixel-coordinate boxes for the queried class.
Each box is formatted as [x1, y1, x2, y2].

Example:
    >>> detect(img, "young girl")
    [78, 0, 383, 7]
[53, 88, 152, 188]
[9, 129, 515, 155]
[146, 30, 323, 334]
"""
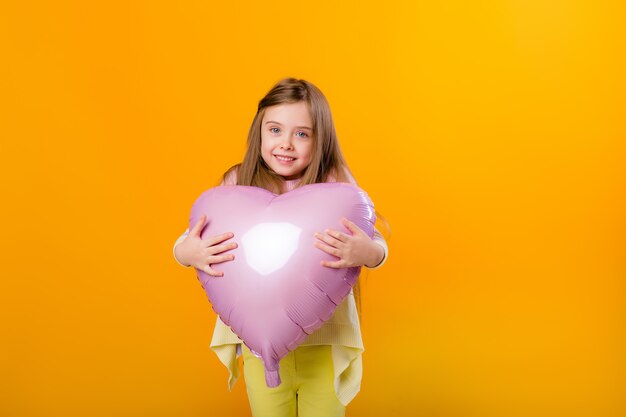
[173, 78, 388, 417]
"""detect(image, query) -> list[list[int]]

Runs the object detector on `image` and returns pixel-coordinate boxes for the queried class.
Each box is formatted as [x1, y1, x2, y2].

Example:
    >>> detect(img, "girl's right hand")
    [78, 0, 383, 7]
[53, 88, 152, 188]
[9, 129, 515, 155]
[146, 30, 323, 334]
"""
[176, 214, 237, 277]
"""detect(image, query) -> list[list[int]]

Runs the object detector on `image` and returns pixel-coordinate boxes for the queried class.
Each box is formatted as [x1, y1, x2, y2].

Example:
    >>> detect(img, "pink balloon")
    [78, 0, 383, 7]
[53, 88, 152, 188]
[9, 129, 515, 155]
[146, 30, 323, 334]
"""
[189, 182, 376, 387]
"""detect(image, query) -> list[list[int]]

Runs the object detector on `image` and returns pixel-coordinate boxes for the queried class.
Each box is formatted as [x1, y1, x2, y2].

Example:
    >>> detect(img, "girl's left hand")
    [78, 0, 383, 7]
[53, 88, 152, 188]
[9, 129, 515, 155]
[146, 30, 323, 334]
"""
[314, 218, 384, 268]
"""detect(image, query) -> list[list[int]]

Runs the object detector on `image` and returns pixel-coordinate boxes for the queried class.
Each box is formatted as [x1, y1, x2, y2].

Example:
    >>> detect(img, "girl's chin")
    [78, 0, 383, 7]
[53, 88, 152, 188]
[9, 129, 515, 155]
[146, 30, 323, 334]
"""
[272, 166, 304, 180]
[280, 172, 303, 180]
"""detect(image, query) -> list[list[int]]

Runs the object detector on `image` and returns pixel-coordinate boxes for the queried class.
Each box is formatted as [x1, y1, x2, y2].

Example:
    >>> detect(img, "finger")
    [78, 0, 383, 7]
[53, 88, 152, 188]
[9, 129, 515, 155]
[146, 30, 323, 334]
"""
[321, 259, 348, 268]
[190, 214, 207, 237]
[314, 232, 342, 247]
[204, 232, 235, 246]
[324, 228, 349, 243]
[341, 218, 361, 235]
[208, 241, 238, 255]
[209, 253, 236, 264]
[203, 266, 224, 277]
[314, 241, 342, 258]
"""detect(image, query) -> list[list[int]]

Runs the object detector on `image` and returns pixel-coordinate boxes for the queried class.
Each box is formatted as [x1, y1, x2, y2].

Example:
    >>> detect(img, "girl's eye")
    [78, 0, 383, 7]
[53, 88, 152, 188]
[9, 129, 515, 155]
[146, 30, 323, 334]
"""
[296, 131, 309, 138]
[270, 127, 280, 134]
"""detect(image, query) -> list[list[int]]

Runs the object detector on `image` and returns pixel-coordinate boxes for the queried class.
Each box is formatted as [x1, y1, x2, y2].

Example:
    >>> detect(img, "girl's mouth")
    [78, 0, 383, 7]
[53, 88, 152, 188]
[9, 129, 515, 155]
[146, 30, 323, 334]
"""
[274, 155, 296, 164]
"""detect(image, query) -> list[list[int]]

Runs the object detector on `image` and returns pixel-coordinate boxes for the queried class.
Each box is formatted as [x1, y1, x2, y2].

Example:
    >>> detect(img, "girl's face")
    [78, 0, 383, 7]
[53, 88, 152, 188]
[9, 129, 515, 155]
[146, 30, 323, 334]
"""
[261, 101, 314, 180]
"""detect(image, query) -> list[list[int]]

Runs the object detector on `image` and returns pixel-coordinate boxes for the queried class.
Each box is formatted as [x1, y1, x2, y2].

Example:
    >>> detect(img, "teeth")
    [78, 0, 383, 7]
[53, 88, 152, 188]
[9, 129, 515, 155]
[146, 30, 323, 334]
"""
[276, 155, 295, 161]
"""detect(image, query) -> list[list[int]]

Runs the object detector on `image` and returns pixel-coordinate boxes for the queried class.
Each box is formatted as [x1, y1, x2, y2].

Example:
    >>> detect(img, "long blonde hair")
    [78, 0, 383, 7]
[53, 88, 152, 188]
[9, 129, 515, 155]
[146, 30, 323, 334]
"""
[220, 78, 380, 320]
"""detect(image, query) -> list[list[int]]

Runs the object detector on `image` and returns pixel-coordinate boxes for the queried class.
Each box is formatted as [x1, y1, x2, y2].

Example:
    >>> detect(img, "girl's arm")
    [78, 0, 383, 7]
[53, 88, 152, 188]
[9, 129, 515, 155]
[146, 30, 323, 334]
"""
[314, 217, 388, 270]
[176, 223, 389, 269]
[174, 214, 237, 276]
[173, 229, 191, 267]
[366, 228, 388, 269]
[340, 168, 389, 269]
[173, 170, 237, 275]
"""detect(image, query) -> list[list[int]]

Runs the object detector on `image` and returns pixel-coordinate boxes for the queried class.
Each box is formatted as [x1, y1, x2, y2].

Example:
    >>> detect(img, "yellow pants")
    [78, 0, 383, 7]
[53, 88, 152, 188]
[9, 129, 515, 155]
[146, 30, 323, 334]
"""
[242, 343, 346, 417]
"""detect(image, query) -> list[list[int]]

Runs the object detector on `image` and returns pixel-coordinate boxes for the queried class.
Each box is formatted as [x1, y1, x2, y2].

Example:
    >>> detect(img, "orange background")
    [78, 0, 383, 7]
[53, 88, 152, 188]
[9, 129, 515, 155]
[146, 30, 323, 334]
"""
[1, 1, 625, 416]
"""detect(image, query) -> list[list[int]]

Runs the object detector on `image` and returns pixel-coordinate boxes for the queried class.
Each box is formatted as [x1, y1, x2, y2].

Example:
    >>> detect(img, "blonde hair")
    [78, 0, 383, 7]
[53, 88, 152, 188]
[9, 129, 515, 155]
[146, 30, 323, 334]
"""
[221, 78, 377, 319]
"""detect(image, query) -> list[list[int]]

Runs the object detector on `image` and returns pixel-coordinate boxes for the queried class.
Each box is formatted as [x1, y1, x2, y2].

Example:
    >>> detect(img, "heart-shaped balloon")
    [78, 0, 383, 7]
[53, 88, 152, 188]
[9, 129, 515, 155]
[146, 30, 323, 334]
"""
[189, 182, 376, 387]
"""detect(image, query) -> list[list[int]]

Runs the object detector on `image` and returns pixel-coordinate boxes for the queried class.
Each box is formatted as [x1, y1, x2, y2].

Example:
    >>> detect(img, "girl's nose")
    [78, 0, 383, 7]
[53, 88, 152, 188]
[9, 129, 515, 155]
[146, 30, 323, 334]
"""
[280, 141, 294, 150]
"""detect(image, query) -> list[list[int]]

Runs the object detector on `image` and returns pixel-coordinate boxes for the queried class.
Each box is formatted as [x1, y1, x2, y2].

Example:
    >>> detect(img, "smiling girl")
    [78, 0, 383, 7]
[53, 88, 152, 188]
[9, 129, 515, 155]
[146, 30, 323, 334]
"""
[173, 78, 388, 417]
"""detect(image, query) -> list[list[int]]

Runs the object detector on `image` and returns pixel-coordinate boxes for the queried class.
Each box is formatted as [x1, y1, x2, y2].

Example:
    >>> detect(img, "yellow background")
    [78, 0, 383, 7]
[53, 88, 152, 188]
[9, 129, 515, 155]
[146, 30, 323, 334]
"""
[1, 1, 625, 416]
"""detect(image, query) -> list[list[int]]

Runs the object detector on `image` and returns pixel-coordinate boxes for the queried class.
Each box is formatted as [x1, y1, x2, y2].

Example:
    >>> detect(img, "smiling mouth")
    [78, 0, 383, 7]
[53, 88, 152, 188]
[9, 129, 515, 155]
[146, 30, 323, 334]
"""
[274, 155, 296, 162]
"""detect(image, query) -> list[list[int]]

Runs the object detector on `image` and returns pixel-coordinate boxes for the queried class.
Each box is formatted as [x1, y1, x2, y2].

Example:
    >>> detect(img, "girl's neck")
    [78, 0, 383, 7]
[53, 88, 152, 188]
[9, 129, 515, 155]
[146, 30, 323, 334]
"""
[281, 177, 301, 193]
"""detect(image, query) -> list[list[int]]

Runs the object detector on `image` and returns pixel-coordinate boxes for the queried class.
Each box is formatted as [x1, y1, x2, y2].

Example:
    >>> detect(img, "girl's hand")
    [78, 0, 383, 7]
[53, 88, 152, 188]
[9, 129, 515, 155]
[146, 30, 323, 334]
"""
[314, 218, 384, 269]
[176, 214, 237, 277]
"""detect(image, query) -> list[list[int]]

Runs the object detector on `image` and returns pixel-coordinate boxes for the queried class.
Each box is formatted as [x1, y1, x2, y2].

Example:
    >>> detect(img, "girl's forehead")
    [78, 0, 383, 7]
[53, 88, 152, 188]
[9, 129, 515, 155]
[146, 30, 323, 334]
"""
[262, 102, 312, 126]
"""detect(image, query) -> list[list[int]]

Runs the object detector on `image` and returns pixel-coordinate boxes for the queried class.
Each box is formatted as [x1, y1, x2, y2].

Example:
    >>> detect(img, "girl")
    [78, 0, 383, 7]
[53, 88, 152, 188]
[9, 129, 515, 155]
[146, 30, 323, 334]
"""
[173, 78, 388, 417]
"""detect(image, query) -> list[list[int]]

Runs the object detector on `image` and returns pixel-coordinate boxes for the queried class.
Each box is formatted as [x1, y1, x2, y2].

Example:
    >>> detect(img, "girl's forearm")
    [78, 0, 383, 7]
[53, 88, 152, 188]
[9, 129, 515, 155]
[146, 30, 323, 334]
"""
[364, 241, 385, 268]
[174, 242, 192, 267]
